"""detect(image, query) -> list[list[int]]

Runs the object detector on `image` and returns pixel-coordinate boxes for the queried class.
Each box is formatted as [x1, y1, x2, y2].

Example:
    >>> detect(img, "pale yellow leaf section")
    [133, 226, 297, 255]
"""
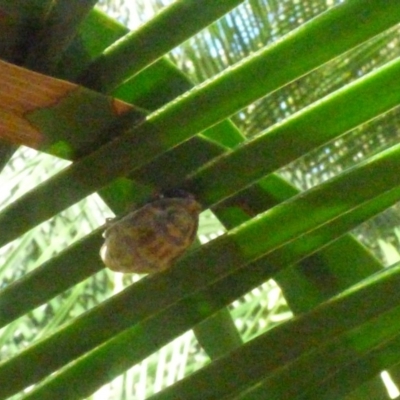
[0, 59, 133, 148]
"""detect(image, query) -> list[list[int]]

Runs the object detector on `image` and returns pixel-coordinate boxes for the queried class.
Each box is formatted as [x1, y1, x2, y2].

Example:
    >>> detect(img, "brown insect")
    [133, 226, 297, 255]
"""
[100, 195, 201, 274]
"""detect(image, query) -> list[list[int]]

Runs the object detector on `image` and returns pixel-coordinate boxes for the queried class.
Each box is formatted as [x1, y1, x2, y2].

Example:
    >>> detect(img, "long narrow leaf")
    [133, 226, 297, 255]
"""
[186, 54, 400, 205]
[78, 0, 246, 92]
[3, 40, 400, 249]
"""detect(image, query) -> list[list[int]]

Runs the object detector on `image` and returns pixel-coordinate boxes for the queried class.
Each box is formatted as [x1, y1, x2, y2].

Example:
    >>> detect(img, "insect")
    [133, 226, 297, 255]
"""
[100, 194, 201, 274]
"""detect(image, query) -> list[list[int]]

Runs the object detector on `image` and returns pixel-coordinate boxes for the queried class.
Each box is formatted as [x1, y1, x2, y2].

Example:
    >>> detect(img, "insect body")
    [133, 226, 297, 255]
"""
[100, 196, 201, 274]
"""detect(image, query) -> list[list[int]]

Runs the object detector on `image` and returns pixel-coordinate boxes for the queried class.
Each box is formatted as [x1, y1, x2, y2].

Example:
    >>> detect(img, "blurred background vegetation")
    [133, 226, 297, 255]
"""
[1, 0, 400, 399]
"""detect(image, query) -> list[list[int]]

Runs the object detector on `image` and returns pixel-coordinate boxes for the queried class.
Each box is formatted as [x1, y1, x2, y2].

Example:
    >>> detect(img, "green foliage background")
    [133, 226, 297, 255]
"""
[1, 0, 400, 399]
